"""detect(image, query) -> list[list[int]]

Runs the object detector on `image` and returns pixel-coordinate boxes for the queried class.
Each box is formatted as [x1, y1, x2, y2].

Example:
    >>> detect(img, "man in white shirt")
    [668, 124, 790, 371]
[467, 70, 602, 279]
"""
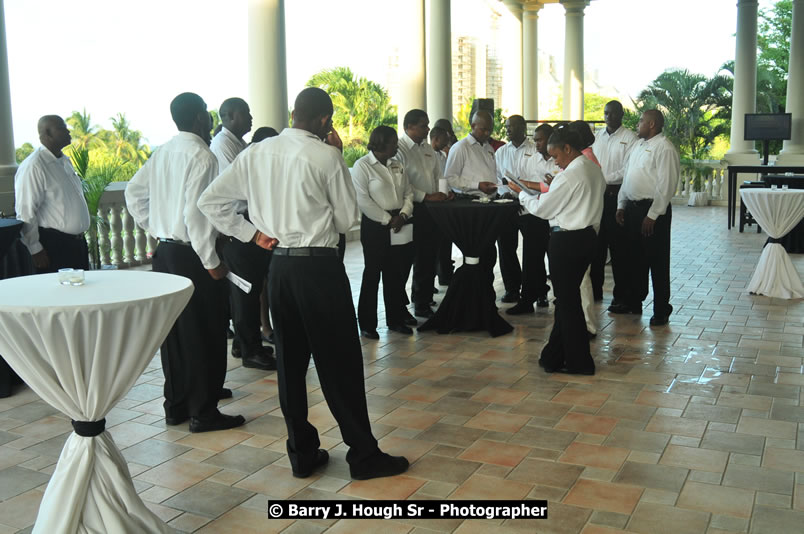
[395, 109, 450, 319]
[592, 100, 638, 305]
[613, 110, 680, 326]
[126, 92, 244, 433]
[429, 126, 453, 286]
[496, 116, 552, 314]
[198, 87, 409, 481]
[444, 110, 499, 281]
[15, 115, 90, 272]
[211, 97, 275, 370]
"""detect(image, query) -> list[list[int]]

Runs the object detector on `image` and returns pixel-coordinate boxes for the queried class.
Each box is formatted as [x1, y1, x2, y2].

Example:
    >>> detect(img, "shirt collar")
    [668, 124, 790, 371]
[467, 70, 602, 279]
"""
[176, 131, 208, 146]
[282, 128, 322, 141]
[222, 127, 245, 146]
[36, 145, 62, 163]
[399, 131, 421, 149]
[644, 133, 665, 145]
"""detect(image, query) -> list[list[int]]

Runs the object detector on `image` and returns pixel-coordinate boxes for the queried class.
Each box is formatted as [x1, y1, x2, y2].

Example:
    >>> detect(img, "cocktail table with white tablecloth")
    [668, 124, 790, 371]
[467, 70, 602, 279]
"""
[739, 189, 804, 299]
[0, 270, 193, 533]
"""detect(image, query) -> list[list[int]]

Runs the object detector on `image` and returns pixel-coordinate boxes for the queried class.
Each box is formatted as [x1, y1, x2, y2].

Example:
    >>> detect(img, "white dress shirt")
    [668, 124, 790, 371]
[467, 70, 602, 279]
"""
[351, 152, 414, 225]
[210, 127, 247, 173]
[198, 128, 358, 249]
[395, 132, 442, 202]
[592, 126, 639, 185]
[444, 134, 497, 195]
[618, 133, 680, 219]
[125, 132, 221, 270]
[14, 146, 90, 255]
[495, 138, 541, 194]
[519, 155, 605, 230]
[434, 148, 447, 175]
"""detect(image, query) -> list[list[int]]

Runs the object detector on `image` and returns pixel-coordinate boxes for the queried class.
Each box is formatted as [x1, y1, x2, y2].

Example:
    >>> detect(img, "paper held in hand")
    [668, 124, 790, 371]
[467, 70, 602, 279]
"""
[504, 171, 539, 196]
[226, 271, 252, 293]
[391, 223, 414, 246]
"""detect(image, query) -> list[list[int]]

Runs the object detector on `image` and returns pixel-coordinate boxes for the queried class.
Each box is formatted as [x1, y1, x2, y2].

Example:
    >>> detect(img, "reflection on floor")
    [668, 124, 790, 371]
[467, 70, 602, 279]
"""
[0, 205, 803, 533]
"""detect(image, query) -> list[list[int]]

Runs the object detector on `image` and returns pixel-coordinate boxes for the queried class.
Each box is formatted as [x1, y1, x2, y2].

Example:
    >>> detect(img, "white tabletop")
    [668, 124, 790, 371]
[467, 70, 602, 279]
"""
[0, 270, 193, 533]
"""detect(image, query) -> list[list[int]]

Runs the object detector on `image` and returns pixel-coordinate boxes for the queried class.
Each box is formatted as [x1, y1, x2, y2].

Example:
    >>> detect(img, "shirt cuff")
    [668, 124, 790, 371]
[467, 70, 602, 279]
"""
[199, 251, 221, 271]
[26, 241, 43, 255]
[234, 221, 259, 246]
[413, 189, 426, 203]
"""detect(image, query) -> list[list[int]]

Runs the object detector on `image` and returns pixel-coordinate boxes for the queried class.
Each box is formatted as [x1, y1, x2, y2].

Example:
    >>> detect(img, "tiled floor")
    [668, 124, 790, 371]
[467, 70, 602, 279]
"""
[1, 204, 804, 533]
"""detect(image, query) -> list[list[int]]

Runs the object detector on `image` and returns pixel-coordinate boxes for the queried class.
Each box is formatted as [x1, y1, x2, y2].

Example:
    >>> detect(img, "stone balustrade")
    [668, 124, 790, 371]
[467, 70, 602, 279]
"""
[672, 159, 727, 205]
[96, 182, 155, 269]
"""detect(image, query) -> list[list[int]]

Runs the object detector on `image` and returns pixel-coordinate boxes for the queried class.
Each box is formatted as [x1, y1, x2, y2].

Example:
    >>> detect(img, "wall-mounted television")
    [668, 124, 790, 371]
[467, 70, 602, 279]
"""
[744, 113, 792, 141]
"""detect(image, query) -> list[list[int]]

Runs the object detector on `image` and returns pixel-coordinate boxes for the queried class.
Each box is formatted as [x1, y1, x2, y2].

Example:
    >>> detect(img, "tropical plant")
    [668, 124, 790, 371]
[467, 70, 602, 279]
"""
[547, 92, 621, 122]
[758, 0, 791, 110]
[65, 109, 100, 150]
[306, 67, 397, 145]
[636, 69, 732, 161]
[452, 96, 505, 140]
[342, 145, 368, 168]
[15, 142, 33, 164]
[102, 113, 151, 165]
[681, 159, 718, 193]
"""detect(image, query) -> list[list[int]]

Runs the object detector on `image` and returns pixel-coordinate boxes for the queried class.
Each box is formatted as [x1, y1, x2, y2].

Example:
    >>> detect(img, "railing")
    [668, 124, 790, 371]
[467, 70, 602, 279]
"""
[96, 182, 155, 269]
[672, 159, 727, 203]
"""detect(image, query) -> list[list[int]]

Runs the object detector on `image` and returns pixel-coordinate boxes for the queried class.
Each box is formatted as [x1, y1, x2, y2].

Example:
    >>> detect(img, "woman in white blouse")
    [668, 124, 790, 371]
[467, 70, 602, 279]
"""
[509, 127, 605, 375]
[351, 126, 415, 339]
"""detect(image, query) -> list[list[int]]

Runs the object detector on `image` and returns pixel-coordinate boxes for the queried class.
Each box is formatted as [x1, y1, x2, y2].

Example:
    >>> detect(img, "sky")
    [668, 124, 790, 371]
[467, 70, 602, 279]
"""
[3, 0, 779, 148]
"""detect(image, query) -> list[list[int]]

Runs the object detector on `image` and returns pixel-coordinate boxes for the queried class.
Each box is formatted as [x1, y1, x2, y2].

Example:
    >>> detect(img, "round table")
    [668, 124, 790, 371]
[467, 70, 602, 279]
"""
[0, 270, 193, 533]
[418, 198, 520, 337]
[740, 189, 804, 299]
[0, 219, 22, 260]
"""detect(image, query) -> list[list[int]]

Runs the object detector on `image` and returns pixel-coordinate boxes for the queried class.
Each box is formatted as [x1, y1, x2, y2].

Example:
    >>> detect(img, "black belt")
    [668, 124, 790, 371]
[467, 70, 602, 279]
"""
[40, 227, 84, 241]
[158, 238, 191, 246]
[605, 184, 621, 195]
[551, 225, 593, 233]
[72, 418, 106, 437]
[273, 247, 338, 257]
[627, 199, 654, 206]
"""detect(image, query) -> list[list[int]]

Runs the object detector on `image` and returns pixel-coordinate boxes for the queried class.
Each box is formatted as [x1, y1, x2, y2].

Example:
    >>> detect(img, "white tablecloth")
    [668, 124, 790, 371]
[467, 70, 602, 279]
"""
[0, 271, 193, 533]
[740, 189, 804, 299]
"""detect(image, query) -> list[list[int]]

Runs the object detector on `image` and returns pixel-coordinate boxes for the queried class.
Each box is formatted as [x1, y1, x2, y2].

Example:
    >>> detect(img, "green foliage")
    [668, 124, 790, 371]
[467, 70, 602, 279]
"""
[547, 93, 620, 121]
[681, 159, 718, 193]
[452, 97, 505, 140]
[306, 67, 397, 147]
[15, 142, 33, 164]
[342, 145, 368, 168]
[757, 0, 791, 110]
[636, 69, 731, 160]
[210, 110, 221, 136]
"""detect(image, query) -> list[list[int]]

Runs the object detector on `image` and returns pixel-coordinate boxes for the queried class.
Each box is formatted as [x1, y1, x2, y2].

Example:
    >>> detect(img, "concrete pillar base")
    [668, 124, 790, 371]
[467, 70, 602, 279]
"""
[724, 151, 761, 204]
[0, 163, 16, 215]
[775, 152, 804, 165]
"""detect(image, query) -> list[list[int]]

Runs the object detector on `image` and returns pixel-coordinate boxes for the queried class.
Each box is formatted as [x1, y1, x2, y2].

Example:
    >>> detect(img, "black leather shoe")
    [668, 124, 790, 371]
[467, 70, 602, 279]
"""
[501, 291, 519, 303]
[608, 303, 642, 315]
[165, 415, 189, 426]
[231, 343, 242, 359]
[538, 359, 561, 373]
[361, 329, 380, 340]
[650, 315, 670, 326]
[536, 297, 549, 308]
[433, 287, 439, 294]
[556, 367, 595, 376]
[350, 451, 410, 480]
[227, 328, 235, 339]
[506, 302, 534, 315]
[219, 388, 233, 400]
[292, 449, 329, 478]
[414, 307, 434, 319]
[242, 348, 277, 371]
[189, 412, 246, 433]
[588, 331, 597, 340]
[388, 324, 413, 335]
[403, 311, 418, 326]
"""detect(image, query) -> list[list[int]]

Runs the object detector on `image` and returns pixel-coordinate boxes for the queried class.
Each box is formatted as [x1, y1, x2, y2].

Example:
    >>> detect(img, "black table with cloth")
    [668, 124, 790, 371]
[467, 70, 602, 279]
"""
[0, 219, 30, 398]
[418, 198, 520, 337]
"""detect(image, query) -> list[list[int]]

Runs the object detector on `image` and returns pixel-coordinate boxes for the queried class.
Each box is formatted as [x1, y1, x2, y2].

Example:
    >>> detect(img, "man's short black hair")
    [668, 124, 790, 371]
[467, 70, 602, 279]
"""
[251, 126, 279, 143]
[534, 123, 554, 138]
[170, 92, 206, 130]
[547, 126, 584, 151]
[294, 87, 334, 123]
[403, 109, 428, 129]
[429, 126, 447, 140]
[220, 97, 248, 119]
[367, 125, 397, 152]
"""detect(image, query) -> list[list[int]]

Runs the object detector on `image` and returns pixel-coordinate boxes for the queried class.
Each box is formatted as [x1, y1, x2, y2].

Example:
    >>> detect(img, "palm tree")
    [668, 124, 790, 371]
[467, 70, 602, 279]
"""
[66, 109, 99, 150]
[637, 69, 731, 161]
[104, 113, 151, 165]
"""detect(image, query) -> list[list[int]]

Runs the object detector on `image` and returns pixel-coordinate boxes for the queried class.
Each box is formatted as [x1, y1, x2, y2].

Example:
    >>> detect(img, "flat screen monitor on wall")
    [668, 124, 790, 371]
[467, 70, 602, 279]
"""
[744, 113, 792, 164]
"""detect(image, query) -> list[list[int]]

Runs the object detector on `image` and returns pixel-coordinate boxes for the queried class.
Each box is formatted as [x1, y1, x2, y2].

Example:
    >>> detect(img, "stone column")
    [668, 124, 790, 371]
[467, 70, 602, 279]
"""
[248, 0, 288, 133]
[502, 1, 524, 114]
[725, 0, 759, 165]
[0, 0, 16, 214]
[397, 0, 427, 131]
[522, 1, 543, 120]
[561, 0, 588, 120]
[427, 0, 452, 124]
[777, 0, 804, 164]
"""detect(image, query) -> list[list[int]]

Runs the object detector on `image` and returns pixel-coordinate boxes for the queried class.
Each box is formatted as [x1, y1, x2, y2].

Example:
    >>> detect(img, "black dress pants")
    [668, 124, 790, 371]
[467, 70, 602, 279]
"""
[411, 202, 439, 309]
[436, 235, 454, 285]
[591, 190, 627, 301]
[519, 215, 550, 304]
[497, 221, 521, 294]
[222, 238, 272, 356]
[622, 201, 672, 317]
[36, 227, 90, 273]
[358, 215, 409, 331]
[540, 228, 596, 373]
[269, 253, 379, 472]
[153, 242, 227, 419]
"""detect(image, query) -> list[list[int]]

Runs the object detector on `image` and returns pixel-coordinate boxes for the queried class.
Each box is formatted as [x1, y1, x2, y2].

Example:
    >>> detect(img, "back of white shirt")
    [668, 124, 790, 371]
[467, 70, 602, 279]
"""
[210, 127, 247, 173]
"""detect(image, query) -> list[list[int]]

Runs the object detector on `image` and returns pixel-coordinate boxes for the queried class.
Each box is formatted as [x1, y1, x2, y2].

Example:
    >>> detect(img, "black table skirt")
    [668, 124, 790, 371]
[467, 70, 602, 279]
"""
[0, 236, 33, 398]
[418, 198, 519, 337]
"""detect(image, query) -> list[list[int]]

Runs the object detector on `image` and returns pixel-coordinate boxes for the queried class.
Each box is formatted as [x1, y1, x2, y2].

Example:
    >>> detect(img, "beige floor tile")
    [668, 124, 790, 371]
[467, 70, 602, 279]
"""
[762, 447, 804, 473]
[458, 439, 531, 467]
[659, 445, 728, 473]
[677, 480, 754, 518]
[645, 415, 707, 438]
[558, 442, 629, 471]
[563, 479, 643, 515]
[736, 416, 797, 439]
[450, 474, 532, 500]
[627, 502, 710, 534]
[554, 413, 618, 436]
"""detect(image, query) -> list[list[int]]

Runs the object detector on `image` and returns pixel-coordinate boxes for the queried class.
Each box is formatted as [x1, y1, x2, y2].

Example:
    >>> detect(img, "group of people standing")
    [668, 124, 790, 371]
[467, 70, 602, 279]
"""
[11, 86, 678, 479]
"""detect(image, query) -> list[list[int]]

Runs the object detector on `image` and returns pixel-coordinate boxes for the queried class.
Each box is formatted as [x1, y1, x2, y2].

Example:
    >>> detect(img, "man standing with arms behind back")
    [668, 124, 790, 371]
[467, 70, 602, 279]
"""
[126, 92, 245, 433]
[614, 109, 680, 326]
[199, 87, 409, 480]
[15, 115, 90, 272]
[592, 100, 638, 305]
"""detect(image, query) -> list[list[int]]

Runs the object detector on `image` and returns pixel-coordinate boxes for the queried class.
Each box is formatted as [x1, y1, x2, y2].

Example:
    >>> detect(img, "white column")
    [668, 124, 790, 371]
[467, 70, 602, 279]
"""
[397, 0, 427, 131]
[725, 0, 759, 164]
[777, 0, 804, 164]
[248, 0, 288, 133]
[561, 0, 588, 120]
[427, 0, 452, 124]
[522, 2, 543, 120]
[0, 0, 16, 214]
[502, 1, 524, 114]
